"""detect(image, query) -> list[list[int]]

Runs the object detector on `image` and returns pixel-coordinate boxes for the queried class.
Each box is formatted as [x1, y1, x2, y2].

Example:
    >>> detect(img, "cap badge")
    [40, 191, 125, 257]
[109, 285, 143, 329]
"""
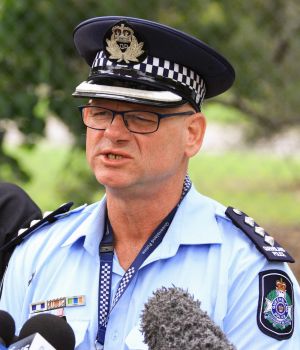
[105, 22, 145, 64]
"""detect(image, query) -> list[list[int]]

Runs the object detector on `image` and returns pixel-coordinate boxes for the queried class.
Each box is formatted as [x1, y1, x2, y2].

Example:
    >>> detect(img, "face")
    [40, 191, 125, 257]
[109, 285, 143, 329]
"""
[84, 99, 206, 195]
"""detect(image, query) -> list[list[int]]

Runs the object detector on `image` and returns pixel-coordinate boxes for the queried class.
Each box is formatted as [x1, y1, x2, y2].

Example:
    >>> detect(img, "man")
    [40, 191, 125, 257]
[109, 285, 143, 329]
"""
[0, 16, 299, 349]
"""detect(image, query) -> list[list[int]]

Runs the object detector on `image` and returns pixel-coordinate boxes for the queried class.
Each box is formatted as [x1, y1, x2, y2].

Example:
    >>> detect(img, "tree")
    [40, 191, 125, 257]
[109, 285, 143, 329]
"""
[1, 0, 299, 183]
[155, 0, 300, 135]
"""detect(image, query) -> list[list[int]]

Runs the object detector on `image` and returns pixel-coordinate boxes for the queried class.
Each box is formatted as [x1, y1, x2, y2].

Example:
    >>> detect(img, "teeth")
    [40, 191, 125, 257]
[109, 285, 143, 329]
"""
[107, 153, 123, 160]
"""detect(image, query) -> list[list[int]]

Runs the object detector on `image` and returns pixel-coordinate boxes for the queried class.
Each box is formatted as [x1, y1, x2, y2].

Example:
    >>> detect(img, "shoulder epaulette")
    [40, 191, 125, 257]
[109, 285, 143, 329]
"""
[225, 206, 294, 263]
[0, 202, 74, 253]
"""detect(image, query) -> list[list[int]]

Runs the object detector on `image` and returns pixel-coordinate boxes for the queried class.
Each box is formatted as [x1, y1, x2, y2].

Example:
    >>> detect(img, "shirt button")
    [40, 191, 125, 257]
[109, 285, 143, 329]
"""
[112, 331, 118, 341]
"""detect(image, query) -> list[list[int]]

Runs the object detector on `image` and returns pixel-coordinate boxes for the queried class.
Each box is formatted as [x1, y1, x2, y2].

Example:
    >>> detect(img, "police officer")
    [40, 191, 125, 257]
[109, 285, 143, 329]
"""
[0, 16, 299, 349]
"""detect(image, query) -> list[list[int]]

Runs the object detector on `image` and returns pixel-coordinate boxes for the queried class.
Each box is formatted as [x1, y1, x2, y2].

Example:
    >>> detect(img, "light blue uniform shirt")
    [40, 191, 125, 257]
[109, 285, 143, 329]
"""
[1, 186, 299, 349]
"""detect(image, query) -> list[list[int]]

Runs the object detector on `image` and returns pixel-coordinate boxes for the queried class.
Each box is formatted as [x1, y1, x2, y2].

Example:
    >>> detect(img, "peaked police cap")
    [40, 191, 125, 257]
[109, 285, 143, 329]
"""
[73, 16, 235, 111]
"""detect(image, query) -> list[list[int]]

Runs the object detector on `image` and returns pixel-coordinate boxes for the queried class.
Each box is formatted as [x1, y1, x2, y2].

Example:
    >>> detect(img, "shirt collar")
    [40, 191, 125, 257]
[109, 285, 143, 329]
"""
[142, 185, 223, 266]
[61, 197, 107, 256]
[174, 185, 223, 245]
[61, 186, 223, 261]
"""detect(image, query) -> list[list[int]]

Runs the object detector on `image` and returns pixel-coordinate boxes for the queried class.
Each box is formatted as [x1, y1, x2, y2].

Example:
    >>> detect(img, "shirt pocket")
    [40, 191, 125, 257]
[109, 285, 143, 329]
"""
[125, 325, 148, 350]
[68, 319, 90, 348]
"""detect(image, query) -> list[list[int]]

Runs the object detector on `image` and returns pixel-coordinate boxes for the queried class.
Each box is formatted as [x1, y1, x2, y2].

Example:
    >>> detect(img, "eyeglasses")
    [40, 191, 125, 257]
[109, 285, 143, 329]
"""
[78, 105, 195, 134]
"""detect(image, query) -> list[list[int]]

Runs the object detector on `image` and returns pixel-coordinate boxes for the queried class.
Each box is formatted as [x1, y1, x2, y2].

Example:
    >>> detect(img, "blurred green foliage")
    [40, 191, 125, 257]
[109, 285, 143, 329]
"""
[1, 0, 300, 140]
[0, 0, 300, 207]
[190, 153, 300, 228]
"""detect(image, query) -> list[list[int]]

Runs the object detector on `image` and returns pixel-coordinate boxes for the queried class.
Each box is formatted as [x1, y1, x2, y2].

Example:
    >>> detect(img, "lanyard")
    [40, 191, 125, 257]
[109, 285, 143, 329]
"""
[96, 176, 192, 348]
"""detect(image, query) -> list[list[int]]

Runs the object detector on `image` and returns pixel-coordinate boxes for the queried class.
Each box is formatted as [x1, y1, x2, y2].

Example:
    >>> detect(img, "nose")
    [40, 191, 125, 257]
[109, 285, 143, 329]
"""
[103, 113, 130, 141]
[110, 113, 128, 128]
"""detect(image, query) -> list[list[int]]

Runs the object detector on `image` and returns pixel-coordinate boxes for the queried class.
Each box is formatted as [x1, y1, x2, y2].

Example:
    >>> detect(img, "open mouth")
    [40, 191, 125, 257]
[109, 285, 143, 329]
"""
[106, 153, 124, 160]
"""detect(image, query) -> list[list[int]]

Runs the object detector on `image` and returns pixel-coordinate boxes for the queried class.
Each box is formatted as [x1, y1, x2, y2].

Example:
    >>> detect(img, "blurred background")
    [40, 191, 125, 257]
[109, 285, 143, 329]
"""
[0, 0, 299, 278]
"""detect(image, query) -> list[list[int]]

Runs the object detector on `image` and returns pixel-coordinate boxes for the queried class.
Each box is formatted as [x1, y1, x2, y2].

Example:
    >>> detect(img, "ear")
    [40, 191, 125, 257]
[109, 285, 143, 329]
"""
[184, 113, 206, 157]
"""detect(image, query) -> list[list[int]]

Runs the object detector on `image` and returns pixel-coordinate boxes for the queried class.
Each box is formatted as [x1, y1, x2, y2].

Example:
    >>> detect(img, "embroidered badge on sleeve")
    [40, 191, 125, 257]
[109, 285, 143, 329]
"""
[257, 270, 294, 340]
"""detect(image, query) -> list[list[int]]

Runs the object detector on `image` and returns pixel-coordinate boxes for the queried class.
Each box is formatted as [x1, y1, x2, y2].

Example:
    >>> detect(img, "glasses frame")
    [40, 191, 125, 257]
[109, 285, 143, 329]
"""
[78, 105, 195, 134]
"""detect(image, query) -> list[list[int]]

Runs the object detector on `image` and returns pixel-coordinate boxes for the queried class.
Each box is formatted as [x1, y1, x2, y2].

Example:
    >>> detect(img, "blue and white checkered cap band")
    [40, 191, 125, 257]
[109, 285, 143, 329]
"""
[91, 50, 206, 109]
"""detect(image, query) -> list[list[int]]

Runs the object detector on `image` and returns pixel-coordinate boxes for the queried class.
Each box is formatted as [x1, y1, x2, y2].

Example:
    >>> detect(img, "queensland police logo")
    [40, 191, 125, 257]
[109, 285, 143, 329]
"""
[257, 270, 294, 340]
[263, 279, 292, 329]
[105, 21, 146, 64]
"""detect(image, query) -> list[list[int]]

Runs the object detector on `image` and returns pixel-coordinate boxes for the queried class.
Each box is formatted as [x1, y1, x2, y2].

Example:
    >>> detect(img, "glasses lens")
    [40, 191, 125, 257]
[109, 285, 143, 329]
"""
[124, 111, 158, 133]
[82, 106, 113, 130]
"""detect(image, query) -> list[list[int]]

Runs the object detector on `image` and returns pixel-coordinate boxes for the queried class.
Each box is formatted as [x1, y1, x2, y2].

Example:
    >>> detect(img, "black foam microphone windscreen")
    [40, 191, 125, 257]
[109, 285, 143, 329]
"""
[141, 287, 236, 350]
[18, 313, 75, 350]
[0, 310, 15, 346]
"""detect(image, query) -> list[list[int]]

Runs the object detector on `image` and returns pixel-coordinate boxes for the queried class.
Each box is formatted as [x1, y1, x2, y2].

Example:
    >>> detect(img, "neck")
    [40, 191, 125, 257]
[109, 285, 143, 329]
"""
[105, 175, 186, 269]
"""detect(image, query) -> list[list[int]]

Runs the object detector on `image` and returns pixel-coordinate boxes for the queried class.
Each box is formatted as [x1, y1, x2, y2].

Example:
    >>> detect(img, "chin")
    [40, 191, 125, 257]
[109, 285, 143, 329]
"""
[94, 173, 131, 190]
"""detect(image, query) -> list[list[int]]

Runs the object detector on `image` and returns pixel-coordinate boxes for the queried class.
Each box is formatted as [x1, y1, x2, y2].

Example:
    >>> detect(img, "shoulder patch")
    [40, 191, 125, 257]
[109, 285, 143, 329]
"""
[257, 269, 294, 340]
[0, 202, 74, 253]
[225, 207, 294, 263]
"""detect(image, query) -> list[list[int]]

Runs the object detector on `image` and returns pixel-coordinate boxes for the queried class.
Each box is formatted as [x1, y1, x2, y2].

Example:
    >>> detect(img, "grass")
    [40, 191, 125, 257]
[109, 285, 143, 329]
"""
[3, 143, 72, 210]
[2, 143, 300, 228]
[189, 153, 300, 228]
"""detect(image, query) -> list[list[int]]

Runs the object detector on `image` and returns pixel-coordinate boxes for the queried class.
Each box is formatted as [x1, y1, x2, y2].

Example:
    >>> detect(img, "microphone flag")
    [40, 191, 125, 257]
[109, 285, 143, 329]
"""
[8, 333, 55, 350]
